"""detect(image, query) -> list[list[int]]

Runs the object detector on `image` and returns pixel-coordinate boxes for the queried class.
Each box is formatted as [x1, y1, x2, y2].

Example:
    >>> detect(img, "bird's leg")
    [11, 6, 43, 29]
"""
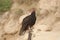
[28, 27, 32, 40]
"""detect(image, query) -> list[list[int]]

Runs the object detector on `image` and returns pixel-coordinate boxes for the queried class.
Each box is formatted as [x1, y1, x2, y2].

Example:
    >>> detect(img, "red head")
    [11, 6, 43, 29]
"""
[28, 8, 36, 14]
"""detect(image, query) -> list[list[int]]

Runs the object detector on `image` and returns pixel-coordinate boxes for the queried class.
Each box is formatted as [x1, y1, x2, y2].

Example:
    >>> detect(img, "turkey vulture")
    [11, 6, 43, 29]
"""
[19, 8, 36, 35]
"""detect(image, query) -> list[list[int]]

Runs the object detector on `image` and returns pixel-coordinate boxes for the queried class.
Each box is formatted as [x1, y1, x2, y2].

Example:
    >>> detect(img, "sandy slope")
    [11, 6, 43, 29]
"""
[0, 0, 60, 40]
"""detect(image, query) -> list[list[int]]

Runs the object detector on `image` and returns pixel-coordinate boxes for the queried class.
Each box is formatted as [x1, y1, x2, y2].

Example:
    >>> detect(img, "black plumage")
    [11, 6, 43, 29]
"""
[19, 9, 36, 35]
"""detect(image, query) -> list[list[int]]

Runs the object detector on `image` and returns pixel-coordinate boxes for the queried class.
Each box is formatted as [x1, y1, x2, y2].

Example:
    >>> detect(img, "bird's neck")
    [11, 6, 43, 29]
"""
[31, 11, 36, 16]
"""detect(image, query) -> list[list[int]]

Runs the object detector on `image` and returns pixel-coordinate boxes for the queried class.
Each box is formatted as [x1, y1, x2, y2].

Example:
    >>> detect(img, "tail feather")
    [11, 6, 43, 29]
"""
[19, 24, 28, 35]
[19, 26, 25, 35]
[19, 29, 23, 35]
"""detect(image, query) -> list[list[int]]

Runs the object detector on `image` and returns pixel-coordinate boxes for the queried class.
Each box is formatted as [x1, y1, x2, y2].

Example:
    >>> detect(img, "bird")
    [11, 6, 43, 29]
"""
[19, 8, 36, 35]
